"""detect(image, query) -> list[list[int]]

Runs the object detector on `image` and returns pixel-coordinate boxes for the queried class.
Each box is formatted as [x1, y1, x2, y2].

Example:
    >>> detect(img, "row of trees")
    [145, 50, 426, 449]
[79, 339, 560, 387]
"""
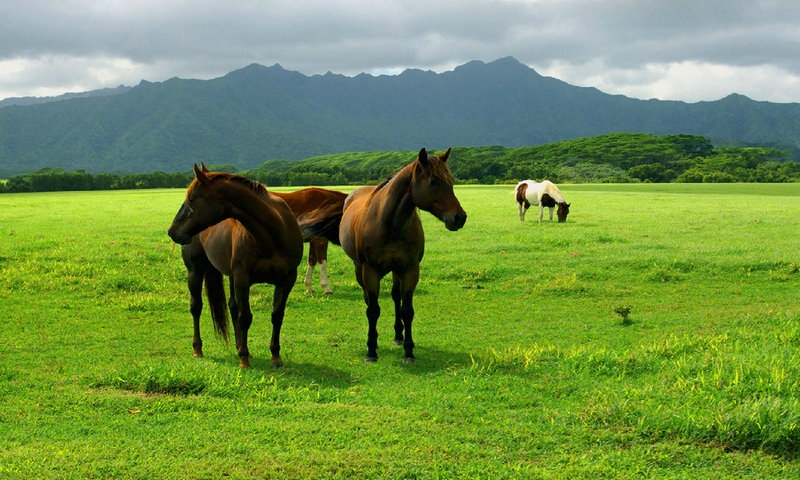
[2, 134, 798, 194]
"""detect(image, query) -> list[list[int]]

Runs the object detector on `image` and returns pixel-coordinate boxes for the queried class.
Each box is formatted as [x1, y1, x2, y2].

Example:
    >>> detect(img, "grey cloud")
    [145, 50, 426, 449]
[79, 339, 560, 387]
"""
[1, 0, 799, 102]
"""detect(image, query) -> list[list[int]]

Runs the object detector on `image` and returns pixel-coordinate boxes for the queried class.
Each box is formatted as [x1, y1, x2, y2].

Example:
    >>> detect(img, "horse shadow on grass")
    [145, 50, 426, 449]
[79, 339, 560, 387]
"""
[204, 342, 477, 384]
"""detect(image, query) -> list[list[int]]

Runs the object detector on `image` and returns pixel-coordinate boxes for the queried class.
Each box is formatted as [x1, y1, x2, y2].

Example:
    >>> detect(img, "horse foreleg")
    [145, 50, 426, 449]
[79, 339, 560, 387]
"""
[538, 204, 544, 223]
[392, 266, 419, 363]
[187, 267, 204, 358]
[548, 206, 555, 222]
[268, 280, 294, 368]
[357, 264, 381, 362]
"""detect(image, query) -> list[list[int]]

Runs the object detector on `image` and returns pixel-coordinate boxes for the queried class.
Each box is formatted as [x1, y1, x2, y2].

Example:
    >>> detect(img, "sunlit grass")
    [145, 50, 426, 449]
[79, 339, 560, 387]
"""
[1, 184, 799, 478]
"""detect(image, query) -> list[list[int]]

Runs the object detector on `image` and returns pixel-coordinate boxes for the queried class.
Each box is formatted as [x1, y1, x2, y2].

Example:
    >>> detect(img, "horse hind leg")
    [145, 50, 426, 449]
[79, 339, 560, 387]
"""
[316, 239, 333, 294]
[303, 242, 316, 294]
[518, 200, 530, 222]
[357, 264, 381, 362]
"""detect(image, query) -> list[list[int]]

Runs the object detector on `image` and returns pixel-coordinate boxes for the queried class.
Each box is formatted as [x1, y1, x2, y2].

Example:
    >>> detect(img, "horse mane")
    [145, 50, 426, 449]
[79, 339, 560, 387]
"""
[187, 171, 269, 200]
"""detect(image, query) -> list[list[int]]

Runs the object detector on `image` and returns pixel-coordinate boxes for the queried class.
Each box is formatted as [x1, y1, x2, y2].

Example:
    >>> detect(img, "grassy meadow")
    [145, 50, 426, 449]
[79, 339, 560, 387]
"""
[1, 183, 799, 478]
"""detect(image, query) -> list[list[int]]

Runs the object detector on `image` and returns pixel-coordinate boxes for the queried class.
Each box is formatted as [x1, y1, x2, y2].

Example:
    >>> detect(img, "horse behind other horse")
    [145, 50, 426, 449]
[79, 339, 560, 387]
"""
[273, 188, 347, 294]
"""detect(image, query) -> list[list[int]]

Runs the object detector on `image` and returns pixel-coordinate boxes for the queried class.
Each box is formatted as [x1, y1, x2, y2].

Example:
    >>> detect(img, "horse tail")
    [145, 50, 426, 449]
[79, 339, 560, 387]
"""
[204, 266, 230, 342]
[298, 205, 343, 245]
[300, 213, 343, 245]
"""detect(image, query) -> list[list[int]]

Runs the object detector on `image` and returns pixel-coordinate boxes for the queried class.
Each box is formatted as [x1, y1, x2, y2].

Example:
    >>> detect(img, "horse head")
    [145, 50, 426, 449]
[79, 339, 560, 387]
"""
[167, 164, 230, 244]
[411, 148, 467, 231]
[557, 202, 571, 223]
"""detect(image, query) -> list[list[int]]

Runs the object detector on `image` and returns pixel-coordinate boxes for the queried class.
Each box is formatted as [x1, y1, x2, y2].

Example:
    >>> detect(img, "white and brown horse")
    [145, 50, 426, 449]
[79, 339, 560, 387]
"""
[514, 180, 570, 223]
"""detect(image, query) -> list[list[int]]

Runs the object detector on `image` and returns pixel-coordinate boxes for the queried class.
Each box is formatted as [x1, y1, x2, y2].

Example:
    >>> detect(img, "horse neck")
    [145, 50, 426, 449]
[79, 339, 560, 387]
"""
[218, 181, 287, 242]
[372, 165, 418, 233]
[545, 185, 566, 204]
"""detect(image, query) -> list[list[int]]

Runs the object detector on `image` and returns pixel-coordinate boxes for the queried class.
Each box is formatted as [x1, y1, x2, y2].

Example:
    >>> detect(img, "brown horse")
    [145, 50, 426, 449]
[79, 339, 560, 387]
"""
[272, 188, 348, 294]
[339, 148, 467, 362]
[167, 164, 303, 368]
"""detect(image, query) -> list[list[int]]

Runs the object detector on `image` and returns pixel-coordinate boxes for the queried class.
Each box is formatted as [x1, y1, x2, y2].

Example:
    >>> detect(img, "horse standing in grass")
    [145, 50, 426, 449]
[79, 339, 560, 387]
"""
[273, 188, 348, 295]
[167, 164, 303, 368]
[514, 180, 571, 223]
[322, 148, 467, 363]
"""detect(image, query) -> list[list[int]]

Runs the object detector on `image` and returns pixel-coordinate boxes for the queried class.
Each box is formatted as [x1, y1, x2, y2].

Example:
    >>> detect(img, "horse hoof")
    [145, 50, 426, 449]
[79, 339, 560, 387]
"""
[403, 357, 416, 364]
[239, 361, 252, 368]
[270, 357, 284, 368]
[324, 290, 333, 295]
[364, 356, 378, 363]
[393, 339, 403, 346]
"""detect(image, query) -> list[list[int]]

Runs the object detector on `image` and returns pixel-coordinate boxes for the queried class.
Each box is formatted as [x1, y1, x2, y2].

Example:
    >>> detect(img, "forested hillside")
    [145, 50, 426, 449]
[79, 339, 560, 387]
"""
[3, 133, 796, 193]
[1, 57, 799, 177]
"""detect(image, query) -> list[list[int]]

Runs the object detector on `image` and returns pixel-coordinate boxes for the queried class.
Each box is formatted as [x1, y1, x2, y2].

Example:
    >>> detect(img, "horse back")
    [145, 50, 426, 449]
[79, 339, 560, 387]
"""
[274, 188, 347, 217]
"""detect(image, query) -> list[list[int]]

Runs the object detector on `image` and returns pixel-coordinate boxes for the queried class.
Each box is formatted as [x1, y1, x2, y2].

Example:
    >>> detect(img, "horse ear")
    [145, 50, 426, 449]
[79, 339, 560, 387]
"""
[417, 148, 429, 166]
[200, 162, 210, 173]
[439, 148, 451, 163]
[194, 164, 210, 184]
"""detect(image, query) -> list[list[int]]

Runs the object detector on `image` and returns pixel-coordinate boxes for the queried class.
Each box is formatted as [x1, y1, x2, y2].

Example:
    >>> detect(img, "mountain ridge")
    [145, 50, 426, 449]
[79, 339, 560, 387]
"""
[0, 57, 798, 176]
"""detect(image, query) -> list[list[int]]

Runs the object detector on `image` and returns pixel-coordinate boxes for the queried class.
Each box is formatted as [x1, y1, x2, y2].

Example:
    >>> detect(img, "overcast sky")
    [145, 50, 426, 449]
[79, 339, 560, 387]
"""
[1, 0, 798, 103]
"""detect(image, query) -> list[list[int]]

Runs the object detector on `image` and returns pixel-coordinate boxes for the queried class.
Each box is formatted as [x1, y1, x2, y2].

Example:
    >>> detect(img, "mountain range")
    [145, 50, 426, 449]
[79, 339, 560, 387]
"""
[1, 56, 798, 176]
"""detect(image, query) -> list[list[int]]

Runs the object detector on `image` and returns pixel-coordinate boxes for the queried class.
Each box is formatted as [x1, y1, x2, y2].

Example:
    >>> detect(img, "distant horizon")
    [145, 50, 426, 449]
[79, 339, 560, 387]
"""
[0, 58, 789, 107]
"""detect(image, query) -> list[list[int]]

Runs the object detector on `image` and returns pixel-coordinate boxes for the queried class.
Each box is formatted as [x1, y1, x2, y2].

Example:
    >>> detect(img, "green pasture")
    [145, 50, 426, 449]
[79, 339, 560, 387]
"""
[1, 183, 799, 478]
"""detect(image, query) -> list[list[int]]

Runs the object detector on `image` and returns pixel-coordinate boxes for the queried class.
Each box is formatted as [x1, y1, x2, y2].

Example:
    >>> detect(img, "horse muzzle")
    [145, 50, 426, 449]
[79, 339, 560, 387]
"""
[444, 210, 467, 231]
[167, 226, 192, 245]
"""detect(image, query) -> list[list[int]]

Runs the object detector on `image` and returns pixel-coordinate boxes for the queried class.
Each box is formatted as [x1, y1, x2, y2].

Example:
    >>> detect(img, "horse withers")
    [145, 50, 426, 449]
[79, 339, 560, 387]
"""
[514, 179, 570, 223]
[330, 147, 467, 363]
[167, 164, 304, 368]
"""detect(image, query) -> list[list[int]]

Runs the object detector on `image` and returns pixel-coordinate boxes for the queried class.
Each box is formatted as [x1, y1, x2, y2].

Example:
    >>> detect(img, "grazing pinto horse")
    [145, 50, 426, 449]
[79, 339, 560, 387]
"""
[273, 188, 348, 295]
[339, 148, 467, 362]
[514, 180, 571, 223]
[167, 165, 303, 368]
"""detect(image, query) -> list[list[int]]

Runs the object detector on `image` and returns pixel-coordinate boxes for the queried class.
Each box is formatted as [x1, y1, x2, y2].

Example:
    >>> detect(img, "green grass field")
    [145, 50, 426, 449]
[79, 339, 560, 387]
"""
[1, 183, 799, 479]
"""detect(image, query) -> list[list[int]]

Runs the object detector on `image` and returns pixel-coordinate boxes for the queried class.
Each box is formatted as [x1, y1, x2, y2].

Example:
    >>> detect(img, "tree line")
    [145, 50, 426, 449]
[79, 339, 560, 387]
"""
[2, 133, 798, 194]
